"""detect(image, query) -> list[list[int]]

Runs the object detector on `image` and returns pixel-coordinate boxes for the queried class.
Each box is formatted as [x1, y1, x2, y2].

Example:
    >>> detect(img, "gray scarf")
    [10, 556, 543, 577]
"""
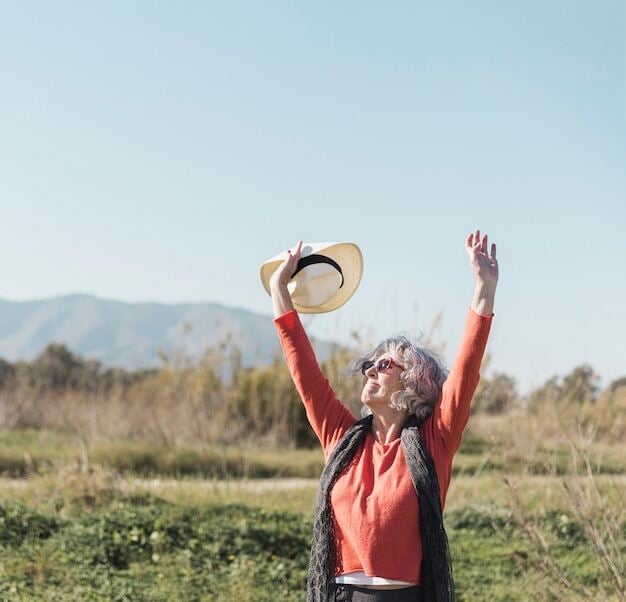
[307, 414, 454, 602]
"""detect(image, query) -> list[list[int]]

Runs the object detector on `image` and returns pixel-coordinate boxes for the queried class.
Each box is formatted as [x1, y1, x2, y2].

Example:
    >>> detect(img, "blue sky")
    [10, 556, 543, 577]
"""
[1, 1, 624, 392]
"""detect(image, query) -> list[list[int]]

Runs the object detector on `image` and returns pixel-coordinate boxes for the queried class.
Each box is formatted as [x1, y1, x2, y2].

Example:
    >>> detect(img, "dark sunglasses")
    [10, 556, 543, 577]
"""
[361, 358, 404, 376]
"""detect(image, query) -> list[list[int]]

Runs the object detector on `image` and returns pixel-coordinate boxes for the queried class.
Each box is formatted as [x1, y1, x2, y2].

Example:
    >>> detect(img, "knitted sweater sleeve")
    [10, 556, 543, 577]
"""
[274, 310, 357, 456]
[430, 308, 493, 455]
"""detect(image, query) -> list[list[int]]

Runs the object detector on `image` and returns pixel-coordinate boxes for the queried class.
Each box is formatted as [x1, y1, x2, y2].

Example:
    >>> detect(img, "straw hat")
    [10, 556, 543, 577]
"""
[260, 242, 363, 314]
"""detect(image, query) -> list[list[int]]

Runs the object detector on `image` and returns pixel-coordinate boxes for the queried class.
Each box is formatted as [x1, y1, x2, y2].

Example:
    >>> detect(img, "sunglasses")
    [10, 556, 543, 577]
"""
[360, 358, 404, 376]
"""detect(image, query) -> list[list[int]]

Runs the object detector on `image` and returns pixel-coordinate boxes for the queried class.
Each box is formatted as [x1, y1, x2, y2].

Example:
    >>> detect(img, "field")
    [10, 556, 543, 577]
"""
[1, 417, 624, 601]
[0, 350, 624, 600]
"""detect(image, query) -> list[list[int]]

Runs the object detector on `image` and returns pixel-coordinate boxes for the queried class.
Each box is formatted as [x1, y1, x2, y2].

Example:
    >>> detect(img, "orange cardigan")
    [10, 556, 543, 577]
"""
[274, 309, 492, 585]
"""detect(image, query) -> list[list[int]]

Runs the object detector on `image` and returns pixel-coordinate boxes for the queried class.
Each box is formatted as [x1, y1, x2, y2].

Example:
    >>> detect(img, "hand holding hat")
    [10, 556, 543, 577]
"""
[268, 240, 303, 291]
[260, 241, 363, 314]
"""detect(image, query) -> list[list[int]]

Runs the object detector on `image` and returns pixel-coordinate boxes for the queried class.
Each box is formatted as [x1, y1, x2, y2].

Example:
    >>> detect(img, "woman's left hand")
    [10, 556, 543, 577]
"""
[466, 229, 498, 288]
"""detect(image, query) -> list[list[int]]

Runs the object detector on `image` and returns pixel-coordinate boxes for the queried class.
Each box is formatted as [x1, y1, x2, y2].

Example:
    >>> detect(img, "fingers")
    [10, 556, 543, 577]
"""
[467, 230, 480, 249]
[467, 229, 497, 259]
[467, 229, 482, 253]
[283, 240, 303, 280]
[473, 229, 482, 253]
[270, 240, 305, 291]
[286, 240, 302, 255]
[293, 240, 302, 261]
[287, 241, 302, 269]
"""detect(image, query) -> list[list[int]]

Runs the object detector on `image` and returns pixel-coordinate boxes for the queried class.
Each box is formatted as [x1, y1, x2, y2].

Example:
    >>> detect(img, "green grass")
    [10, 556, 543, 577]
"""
[0, 498, 309, 601]
[3, 428, 625, 481]
[1, 428, 624, 600]
[0, 488, 621, 601]
[0, 429, 325, 479]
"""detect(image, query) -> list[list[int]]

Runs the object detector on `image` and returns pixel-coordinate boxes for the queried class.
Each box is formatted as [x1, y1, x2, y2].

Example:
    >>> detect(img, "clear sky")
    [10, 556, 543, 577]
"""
[1, 1, 624, 392]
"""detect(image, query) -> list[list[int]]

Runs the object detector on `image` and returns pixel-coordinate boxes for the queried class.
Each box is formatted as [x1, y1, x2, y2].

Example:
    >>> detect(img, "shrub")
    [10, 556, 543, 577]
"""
[0, 503, 61, 546]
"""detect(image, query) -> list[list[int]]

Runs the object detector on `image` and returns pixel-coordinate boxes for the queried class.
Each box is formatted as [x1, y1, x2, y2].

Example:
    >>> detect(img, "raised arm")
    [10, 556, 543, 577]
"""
[269, 241, 356, 455]
[429, 230, 498, 452]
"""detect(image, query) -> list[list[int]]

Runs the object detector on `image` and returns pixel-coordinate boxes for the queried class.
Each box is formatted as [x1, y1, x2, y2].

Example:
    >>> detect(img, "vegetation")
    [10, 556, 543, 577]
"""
[1, 343, 624, 449]
[0, 470, 623, 601]
[0, 344, 624, 599]
[0, 497, 310, 601]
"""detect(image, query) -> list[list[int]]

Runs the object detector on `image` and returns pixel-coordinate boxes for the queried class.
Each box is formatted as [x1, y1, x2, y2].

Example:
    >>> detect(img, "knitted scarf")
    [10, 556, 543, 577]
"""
[307, 414, 454, 602]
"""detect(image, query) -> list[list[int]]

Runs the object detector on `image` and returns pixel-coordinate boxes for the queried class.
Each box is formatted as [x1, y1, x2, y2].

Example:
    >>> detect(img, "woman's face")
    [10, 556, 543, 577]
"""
[360, 353, 406, 408]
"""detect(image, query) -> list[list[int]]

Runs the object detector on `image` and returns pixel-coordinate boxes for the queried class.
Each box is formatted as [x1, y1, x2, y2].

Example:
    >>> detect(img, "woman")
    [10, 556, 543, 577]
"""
[269, 230, 498, 602]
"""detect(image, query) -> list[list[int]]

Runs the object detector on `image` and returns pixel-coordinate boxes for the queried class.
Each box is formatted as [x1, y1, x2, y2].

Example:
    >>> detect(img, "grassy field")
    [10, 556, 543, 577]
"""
[2, 426, 625, 479]
[1, 423, 624, 601]
[1, 319, 624, 599]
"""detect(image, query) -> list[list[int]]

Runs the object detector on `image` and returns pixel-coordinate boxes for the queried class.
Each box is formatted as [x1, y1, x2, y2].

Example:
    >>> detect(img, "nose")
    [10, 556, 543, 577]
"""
[364, 363, 378, 378]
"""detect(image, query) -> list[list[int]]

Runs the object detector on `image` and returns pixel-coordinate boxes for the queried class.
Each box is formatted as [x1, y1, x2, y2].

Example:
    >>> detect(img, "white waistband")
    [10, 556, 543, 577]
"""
[335, 571, 415, 586]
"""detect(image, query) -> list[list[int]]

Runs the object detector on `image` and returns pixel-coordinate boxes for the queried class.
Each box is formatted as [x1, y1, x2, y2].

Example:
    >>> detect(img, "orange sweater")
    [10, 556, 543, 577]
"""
[274, 309, 492, 585]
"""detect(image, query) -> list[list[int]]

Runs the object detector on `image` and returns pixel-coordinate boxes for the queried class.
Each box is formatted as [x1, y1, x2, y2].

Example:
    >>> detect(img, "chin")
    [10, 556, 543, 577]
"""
[361, 393, 378, 406]
[362, 398, 385, 410]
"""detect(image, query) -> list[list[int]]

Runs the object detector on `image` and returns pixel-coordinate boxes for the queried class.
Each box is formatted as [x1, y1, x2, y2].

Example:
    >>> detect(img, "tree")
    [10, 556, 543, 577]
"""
[0, 358, 16, 388]
[473, 372, 518, 414]
[527, 376, 561, 409]
[29, 343, 81, 391]
[560, 364, 600, 404]
[527, 364, 601, 409]
[608, 376, 626, 394]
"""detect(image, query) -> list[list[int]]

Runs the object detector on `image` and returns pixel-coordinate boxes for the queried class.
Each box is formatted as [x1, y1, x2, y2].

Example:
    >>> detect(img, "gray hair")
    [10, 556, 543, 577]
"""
[350, 336, 448, 424]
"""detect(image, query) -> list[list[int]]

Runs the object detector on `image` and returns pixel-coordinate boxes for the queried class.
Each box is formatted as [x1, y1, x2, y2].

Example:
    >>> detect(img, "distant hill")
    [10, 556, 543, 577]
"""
[0, 295, 335, 369]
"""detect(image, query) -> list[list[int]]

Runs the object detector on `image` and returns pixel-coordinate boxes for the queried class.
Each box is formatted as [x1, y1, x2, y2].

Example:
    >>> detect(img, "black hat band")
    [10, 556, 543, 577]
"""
[291, 254, 344, 288]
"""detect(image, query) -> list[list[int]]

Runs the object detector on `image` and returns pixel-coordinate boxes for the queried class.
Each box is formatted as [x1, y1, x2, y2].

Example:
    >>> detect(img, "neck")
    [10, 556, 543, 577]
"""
[370, 407, 410, 445]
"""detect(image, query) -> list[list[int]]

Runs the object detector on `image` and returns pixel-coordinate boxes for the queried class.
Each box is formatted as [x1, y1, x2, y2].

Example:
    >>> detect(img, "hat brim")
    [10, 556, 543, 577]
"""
[260, 242, 363, 314]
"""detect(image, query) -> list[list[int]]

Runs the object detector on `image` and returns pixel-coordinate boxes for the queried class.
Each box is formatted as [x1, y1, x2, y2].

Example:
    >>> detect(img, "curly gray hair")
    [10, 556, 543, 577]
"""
[350, 335, 448, 424]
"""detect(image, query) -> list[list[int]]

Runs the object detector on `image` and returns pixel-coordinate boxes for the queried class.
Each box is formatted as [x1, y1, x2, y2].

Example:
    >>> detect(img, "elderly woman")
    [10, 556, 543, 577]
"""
[269, 231, 498, 602]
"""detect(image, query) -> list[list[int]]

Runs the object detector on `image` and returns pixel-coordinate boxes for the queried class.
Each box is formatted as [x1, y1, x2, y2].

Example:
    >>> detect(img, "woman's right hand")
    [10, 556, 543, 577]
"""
[269, 240, 302, 317]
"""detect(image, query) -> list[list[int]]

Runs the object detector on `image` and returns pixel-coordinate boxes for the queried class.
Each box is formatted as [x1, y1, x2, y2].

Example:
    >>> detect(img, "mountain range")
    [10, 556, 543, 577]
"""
[0, 294, 334, 369]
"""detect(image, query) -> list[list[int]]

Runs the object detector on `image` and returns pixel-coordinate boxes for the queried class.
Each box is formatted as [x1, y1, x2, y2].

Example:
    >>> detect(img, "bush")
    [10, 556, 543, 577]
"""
[472, 373, 517, 414]
[0, 498, 311, 599]
[0, 502, 61, 546]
